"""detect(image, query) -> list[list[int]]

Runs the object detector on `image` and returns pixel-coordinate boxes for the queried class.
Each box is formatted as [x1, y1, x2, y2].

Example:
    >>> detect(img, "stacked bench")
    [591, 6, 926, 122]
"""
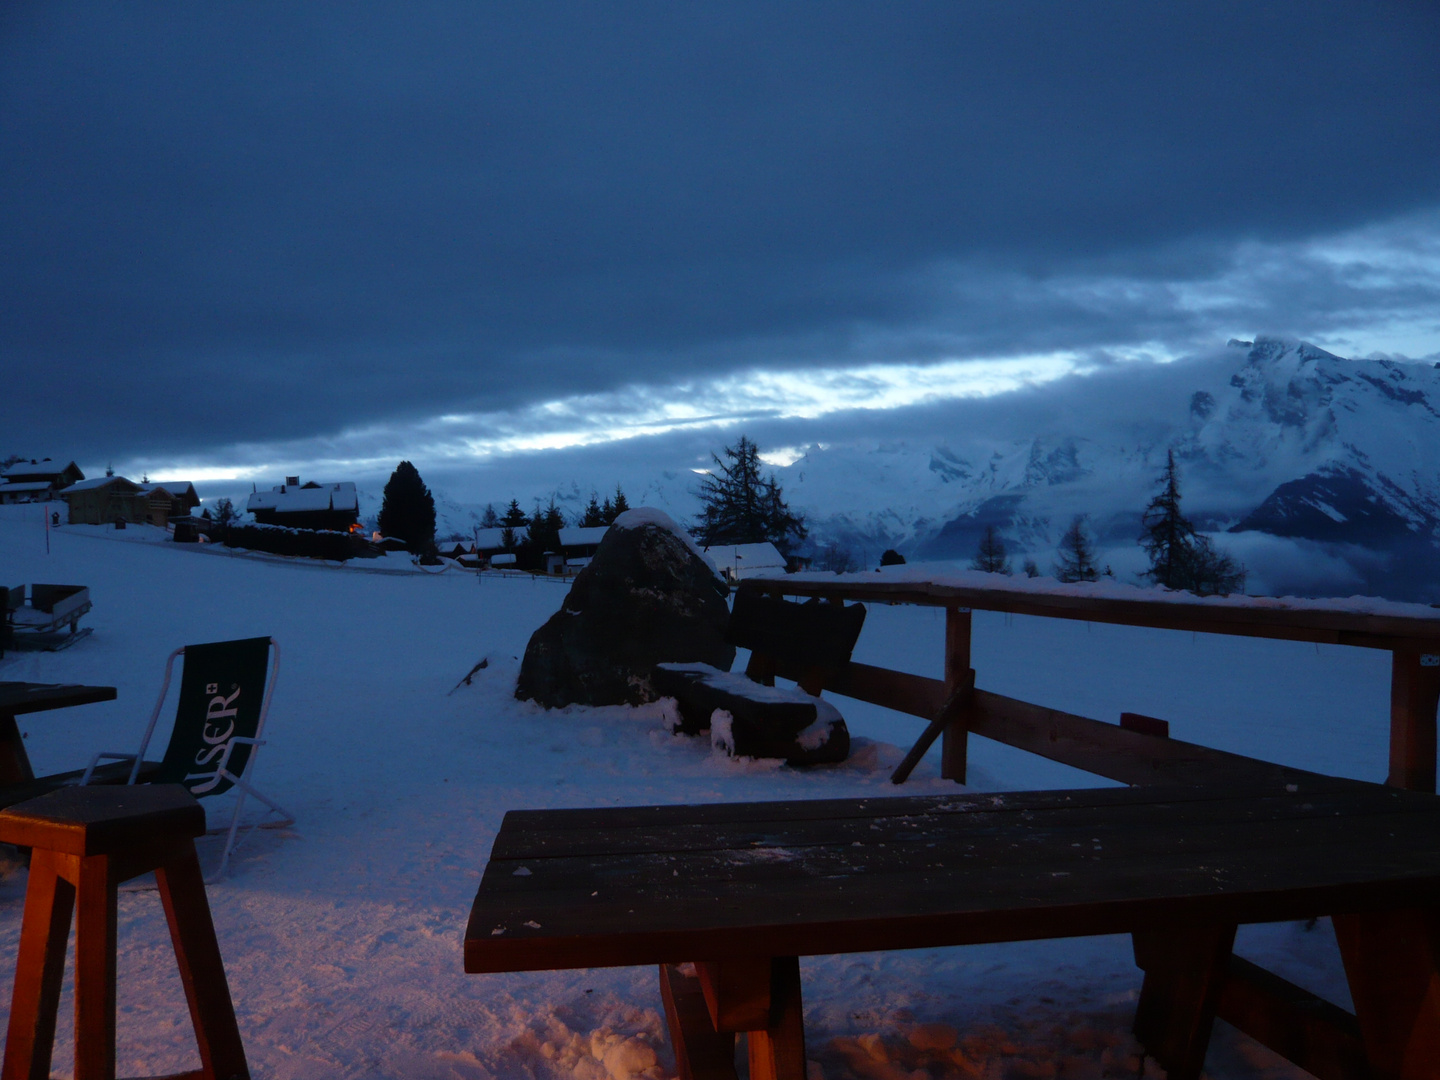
[653, 590, 866, 765]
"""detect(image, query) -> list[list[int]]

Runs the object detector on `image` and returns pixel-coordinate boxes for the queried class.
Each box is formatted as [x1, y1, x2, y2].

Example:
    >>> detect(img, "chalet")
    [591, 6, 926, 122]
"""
[0, 459, 84, 504]
[247, 477, 359, 531]
[702, 542, 787, 583]
[59, 476, 150, 525]
[139, 481, 200, 527]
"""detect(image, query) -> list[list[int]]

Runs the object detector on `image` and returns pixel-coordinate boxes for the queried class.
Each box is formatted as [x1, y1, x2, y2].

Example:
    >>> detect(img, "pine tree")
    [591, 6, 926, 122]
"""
[480, 503, 500, 529]
[501, 499, 528, 528]
[1054, 516, 1099, 583]
[694, 436, 807, 553]
[579, 491, 607, 528]
[610, 485, 630, 520]
[970, 525, 1013, 575]
[213, 497, 238, 527]
[880, 549, 906, 566]
[1139, 450, 1197, 590]
[377, 461, 436, 554]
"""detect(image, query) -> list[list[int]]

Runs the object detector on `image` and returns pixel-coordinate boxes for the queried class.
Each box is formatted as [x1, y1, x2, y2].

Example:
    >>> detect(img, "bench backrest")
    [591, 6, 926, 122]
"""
[729, 589, 866, 695]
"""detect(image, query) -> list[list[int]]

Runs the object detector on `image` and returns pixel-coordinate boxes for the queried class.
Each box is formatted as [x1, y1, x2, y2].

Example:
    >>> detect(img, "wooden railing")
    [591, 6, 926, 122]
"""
[742, 575, 1440, 792]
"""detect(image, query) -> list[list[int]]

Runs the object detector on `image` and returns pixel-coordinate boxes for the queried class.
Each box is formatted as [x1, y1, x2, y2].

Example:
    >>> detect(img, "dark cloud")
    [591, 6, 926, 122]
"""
[4, 2, 1440, 464]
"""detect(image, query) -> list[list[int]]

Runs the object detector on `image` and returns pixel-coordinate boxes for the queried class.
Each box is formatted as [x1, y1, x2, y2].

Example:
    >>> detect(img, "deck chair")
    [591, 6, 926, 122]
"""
[80, 636, 295, 881]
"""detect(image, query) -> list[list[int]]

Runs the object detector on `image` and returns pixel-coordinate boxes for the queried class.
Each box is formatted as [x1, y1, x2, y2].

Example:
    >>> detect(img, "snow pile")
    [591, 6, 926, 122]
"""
[0, 503, 1386, 1079]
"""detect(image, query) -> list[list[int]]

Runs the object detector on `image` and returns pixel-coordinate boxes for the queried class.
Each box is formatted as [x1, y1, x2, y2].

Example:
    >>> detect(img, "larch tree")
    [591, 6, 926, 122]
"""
[694, 436, 807, 554]
[1054, 516, 1100, 583]
[970, 525, 1013, 575]
[1139, 450, 1246, 595]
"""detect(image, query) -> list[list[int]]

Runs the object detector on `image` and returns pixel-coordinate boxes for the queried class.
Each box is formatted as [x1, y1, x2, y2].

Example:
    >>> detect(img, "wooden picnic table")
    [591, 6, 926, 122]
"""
[741, 575, 1440, 792]
[465, 781, 1440, 1080]
[0, 682, 116, 786]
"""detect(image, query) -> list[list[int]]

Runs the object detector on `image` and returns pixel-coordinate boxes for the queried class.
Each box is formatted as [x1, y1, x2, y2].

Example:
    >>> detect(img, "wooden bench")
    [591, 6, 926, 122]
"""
[466, 778, 1440, 1080]
[652, 591, 866, 765]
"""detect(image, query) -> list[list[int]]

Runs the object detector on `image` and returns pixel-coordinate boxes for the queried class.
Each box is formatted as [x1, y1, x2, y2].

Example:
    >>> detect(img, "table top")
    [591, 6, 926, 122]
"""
[464, 780, 1440, 974]
[0, 682, 117, 717]
[741, 574, 1440, 651]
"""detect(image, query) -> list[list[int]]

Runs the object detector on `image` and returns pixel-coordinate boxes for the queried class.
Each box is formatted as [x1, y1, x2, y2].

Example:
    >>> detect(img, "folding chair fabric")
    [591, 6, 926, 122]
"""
[153, 636, 272, 797]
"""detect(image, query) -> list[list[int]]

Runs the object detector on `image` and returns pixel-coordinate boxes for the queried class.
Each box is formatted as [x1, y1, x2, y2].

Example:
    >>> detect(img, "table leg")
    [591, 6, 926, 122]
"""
[0, 711, 35, 785]
[1388, 649, 1440, 793]
[1, 848, 75, 1080]
[1132, 922, 1236, 1080]
[1333, 907, 1440, 1080]
[659, 965, 738, 1080]
[746, 957, 805, 1080]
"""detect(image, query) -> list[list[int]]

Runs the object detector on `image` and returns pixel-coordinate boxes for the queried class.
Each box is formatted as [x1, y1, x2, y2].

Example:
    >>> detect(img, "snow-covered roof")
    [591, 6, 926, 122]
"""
[557, 526, 609, 547]
[0, 481, 55, 493]
[1, 459, 79, 482]
[702, 542, 787, 570]
[61, 476, 141, 494]
[141, 481, 197, 498]
[248, 481, 358, 514]
[473, 526, 515, 550]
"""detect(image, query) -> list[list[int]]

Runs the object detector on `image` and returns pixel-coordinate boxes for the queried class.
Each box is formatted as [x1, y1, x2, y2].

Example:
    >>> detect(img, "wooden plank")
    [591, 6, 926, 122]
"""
[1, 848, 74, 1080]
[659, 965, 738, 1080]
[967, 689, 1335, 788]
[740, 578, 1440, 651]
[1120, 713, 1171, 738]
[778, 660, 945, 719]
[890, 671, 973, 785]
[1215, 955, 1367, 1080]
[1388, 648, 1440, 793]
[941, 608, 972, 782]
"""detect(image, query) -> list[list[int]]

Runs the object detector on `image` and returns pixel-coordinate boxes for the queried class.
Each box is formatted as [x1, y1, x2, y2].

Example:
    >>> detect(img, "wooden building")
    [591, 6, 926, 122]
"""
[247, 477, 359, 531]
[59, 476, 149, 525]
[139, 481, 201, 527]
[0, 459, 84, 504]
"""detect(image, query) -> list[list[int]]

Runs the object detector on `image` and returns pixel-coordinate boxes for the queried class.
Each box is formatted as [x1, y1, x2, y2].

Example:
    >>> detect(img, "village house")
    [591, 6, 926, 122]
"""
[247, 477, 359, 531]
[59, 475, 150, 524]
[139, 481, 201, 526]
[0, 459, 84, 504]
[701, 541, 788, 583]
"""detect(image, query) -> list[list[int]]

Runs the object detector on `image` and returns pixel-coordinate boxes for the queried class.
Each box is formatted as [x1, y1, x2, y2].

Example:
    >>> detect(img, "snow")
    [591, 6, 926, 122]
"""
[247, 482, 359, 515]
[778, 562, 1440, 624]
[610, 509, 718, 574]
[0, 501, 1403, 1078]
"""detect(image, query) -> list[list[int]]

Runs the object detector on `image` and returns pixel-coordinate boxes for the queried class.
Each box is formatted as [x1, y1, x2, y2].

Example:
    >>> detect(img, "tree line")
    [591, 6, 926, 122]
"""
[969, 449, 1246, 595]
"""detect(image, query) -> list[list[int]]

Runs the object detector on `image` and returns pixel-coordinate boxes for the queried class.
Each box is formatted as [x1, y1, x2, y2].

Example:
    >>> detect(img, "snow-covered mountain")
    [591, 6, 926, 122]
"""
[406, 337, 1439, 601]
[777, 338, 1440, 600]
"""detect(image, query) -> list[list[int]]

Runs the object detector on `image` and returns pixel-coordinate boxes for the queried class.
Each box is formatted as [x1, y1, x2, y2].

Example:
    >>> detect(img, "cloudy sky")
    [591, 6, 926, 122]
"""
[4, 2, 1439, 504]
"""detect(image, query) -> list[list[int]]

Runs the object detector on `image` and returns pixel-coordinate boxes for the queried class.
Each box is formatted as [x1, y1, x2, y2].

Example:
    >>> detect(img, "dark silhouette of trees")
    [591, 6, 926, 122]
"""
[580, 491, 607, 527]
[1139, 450, 1246, 595]
[1054, 516, 1099, 583]
[1022, 558, 1040, 578]
[610, 485, 630, 521]
[378, 461, 436, 554]
[212, 497, 238, 528]
[694, 436, 806, 554]
[970, 525, 1013, 575]
[880, 548, 906, 566]
[480, 503, 500, 529]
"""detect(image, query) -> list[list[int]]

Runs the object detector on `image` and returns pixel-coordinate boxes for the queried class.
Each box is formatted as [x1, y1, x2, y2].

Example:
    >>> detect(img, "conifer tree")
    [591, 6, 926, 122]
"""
[610, 485, 630, 520]
[970, 525, 1013, 575]
[480, 503, 500, 529]
[579, 491, 607, 528]
[694, 436, 807, 553]
[377, 460, 436, 554]
[501, 499, 528, 527]
[1022, 558, 1040, 578]
[1054, 516, 1099, 583]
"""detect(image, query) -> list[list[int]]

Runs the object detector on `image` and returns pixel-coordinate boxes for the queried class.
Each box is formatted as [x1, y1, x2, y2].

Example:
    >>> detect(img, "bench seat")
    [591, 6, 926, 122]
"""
[653, 662, 849, 765]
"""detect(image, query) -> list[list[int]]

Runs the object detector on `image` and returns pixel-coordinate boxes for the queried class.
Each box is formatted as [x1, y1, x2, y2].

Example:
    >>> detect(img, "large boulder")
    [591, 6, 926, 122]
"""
[515, 508, 735, 708]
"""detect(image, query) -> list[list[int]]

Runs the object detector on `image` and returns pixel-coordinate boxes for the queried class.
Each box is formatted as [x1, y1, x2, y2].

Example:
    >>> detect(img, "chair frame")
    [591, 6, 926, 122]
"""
[80, 636, 296, 881]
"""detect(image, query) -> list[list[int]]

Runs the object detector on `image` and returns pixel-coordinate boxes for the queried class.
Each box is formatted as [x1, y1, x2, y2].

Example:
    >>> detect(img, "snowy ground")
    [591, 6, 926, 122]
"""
[0, 503, 1401, 1079]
